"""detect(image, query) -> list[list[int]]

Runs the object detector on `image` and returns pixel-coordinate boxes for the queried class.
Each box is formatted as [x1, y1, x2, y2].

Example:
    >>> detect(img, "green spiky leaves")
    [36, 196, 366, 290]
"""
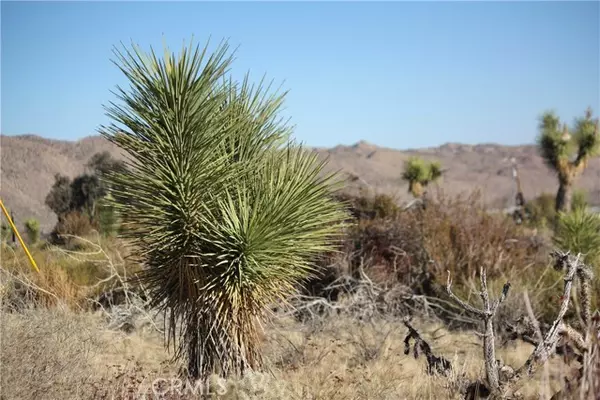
[98, 38, 347, 379]
[537, 109, 600, 176]
[553, 208, 600, 266]
[401, 157, 443, 197]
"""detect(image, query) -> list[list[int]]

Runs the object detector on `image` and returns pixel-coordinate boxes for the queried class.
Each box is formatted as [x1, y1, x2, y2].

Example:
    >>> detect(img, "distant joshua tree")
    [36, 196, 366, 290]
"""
[401, 157, 442, 198]
[537, 107, 599, 213]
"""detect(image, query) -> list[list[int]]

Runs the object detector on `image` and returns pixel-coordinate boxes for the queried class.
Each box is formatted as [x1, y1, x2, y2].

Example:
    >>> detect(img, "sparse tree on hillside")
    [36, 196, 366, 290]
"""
[401, 157, 442, 198]
[86, 151, 125, 177]
[86, 151, 126, 233]
[45, 153, 125, 236]
[99, 39, 347, 380]
[70, 174, 105, 221]
[537, 108, 600, 213]
[44, 174, 72, 223]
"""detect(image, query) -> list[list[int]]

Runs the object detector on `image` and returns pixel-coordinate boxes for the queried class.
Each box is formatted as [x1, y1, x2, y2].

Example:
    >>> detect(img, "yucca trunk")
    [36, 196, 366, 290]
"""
[555, 176, 573, 213]
[409, 181, 424, 198]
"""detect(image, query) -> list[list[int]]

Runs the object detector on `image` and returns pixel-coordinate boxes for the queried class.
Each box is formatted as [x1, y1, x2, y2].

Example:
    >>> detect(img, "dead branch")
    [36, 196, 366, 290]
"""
[515, 251, 581, 378]
[402, 317, 452, 376]
[446, 268, 510, 395]
[50, 234, 162, 334]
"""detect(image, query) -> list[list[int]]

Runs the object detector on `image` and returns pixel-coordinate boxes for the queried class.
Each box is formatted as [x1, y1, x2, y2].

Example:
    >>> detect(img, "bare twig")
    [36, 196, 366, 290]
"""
[515, 251, 583, 378]
[446, 268, 510, 395]
[446, 270, 486, 318]
[402, 317, 452, 376]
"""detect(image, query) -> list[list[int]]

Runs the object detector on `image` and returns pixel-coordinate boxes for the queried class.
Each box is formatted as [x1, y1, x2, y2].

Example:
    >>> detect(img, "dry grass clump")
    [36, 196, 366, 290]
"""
[335, 190, 402, 220]
[1, 257, 595, 400]
[0, 302, 460, 400]
[0, 305, 507, 400]
[0, 308, 102, 400]
[0, 235, 140, 310]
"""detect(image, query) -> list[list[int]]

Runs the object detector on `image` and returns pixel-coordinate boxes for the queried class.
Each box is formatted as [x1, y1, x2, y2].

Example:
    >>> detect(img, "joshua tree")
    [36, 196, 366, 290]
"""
[99, 38, 347, 380]
[537, 108, 599, 213]
[401, 157, 442, 198]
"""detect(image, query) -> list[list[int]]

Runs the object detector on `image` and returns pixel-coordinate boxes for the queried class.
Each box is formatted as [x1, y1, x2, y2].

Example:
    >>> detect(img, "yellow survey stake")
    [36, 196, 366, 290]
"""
[0, 198, 40, 273]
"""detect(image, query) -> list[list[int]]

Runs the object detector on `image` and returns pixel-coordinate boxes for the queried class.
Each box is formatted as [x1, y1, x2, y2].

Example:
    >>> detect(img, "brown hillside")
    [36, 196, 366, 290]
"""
[2, 134, 600, 232]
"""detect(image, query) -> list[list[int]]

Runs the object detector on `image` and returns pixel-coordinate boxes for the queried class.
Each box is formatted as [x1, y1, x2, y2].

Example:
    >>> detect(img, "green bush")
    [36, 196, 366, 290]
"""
[335, 190, 400, 220]
[525, 192, 556, 228]
[553, 208, 600, 313]
[572, 188, 589, 211]
[24, 218, 40, 244]
[1, 223, 10, 242]
[50, 211, 97, 247]
[1, 207, 14, 243]
[553, 208, 600, 265]
[95, 196, 119, 236]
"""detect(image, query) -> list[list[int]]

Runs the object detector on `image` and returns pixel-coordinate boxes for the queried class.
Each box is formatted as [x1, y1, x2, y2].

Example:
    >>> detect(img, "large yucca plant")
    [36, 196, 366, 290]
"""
[537, 108, 600, 213]
[98, 38, 347, 379]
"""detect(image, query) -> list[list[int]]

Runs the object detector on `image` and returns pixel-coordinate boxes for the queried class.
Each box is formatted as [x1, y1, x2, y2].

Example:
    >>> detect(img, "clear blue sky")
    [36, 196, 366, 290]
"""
[1, 1, 599, 149]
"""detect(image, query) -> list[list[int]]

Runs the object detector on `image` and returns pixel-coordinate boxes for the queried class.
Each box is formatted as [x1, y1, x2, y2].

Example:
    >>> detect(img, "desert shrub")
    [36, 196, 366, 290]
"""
[45, 174, 73, 219]
[418, 191, 539, 281]
[1, 222, 10, 242]
[319, 189, 553, 333]
[525, 192, 556, 228]
[95, 196, 119, 236]
[346, 216, 424, 285]
[51, 211, 97, 246]
[554, 208, 600, 265]
[24, 218, 40, 244]
[572, 188, 589, 211]
[44, 153, 126, 238]
[553, 208, 600, 312]
[347, 190, 544, 287]
[335, 190, 400, 220]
